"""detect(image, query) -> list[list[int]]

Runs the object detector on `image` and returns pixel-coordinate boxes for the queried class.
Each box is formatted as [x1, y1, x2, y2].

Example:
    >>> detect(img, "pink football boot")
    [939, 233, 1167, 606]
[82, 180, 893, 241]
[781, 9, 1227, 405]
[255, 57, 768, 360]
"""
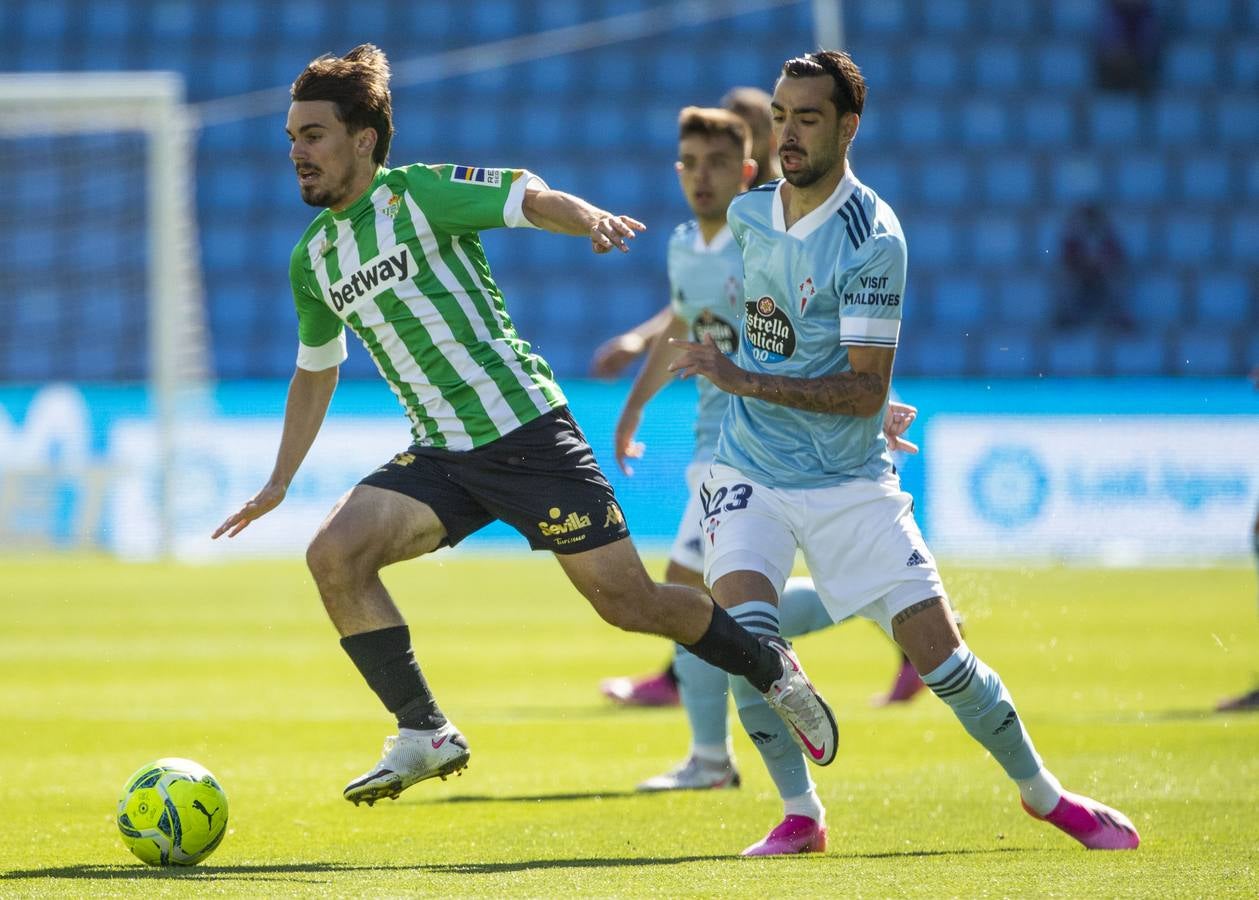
[741, 815, 827, 857]
[600, 671, 680, 707]
[1023, 792, 1140, 850]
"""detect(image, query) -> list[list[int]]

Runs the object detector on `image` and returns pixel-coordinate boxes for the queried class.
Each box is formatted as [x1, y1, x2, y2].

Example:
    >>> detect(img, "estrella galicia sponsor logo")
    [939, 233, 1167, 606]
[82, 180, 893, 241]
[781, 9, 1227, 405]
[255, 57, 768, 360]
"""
[327, 246, 412, 312]
[843, 273, 900, 307]
[968, 446, 1049, 528]
[539, 506, 592, 545]
[743, 296, 796, 363]
[692, 310, 738, 355]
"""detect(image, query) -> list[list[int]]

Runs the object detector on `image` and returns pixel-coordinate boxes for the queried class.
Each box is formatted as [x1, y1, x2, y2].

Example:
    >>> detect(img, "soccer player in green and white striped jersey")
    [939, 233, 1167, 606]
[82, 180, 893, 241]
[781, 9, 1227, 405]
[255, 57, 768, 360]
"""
[211, 44, 839, 808]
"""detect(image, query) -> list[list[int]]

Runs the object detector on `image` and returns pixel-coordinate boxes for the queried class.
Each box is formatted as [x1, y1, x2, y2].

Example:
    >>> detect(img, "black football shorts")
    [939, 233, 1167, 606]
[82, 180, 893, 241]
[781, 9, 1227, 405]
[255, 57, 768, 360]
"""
[359, 406, 630, 554]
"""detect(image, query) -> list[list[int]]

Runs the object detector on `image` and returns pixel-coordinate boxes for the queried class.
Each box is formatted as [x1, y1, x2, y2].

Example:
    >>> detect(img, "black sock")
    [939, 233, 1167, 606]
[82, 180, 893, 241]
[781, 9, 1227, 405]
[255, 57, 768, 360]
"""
[340, 625, 447, 731]
[683, 603, 783, 692]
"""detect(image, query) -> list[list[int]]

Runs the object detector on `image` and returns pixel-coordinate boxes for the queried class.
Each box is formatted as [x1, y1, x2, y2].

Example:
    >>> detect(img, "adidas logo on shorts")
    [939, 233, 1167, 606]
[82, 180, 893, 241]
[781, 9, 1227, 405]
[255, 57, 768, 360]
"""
[905, 550, 927, 567]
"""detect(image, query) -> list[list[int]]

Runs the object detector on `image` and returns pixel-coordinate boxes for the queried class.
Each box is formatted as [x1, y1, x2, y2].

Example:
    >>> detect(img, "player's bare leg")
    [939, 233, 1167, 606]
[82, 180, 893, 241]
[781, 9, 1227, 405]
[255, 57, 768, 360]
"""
[893, 597, 1139, 850]
[601, 560, 704, 708]
[305, 485, 470, 805]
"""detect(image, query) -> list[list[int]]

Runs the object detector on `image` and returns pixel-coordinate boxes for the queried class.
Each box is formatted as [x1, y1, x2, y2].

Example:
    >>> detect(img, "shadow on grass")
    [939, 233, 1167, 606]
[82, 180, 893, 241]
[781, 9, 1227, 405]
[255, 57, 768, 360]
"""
[433, 789, 642, 804]
[2, 847, 1028, 881]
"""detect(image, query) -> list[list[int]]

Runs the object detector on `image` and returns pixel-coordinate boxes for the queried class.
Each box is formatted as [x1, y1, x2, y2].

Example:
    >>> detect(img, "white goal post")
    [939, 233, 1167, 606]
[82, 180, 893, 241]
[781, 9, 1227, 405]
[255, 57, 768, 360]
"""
[0, 72, 210, 555]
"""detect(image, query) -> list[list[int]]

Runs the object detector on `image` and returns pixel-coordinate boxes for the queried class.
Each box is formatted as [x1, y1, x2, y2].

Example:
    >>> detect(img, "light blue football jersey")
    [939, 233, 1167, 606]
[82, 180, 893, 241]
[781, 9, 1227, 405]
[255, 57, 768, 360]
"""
[667, 221, 744, 461]
[715, 168, 907, 488]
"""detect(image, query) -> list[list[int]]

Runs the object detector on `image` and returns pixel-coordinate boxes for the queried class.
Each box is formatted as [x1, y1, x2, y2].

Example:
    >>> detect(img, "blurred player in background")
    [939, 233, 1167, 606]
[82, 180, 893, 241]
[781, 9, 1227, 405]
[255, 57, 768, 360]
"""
[598, 86, 928, 711]
[668, 49, 1141, 856]
[212, 44, 839, 807]
[1217, 363, 1259, 712]
[606, 106, 918, 797]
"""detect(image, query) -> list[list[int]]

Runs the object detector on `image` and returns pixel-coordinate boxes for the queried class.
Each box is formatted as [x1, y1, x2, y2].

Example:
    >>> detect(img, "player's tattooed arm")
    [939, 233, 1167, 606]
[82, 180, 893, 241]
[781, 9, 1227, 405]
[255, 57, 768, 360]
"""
[740, 368, 887, 416]
[668, 339, 894, 417]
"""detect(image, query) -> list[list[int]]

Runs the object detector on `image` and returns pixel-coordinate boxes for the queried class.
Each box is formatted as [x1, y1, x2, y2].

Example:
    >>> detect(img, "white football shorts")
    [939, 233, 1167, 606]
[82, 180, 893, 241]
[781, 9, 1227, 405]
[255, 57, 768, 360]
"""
[667, 460, 710, 574]
[701, 463, 947, 636]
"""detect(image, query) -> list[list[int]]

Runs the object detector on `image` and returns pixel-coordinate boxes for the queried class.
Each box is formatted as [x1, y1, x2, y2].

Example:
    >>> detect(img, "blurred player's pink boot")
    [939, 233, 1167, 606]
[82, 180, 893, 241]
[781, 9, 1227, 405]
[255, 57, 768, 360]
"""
[872, 656, 925, 706]
[741, 815, 827, 856]
[600, 671, 679, 707]
[1023, 792, 1140, 850]
[1216, 687, 1259, 712]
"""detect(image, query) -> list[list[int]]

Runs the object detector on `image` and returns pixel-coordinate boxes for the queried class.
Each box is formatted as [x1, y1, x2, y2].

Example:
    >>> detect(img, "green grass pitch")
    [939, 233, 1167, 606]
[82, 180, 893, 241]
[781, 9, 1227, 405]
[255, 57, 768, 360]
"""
[1, 555, 1256, 897]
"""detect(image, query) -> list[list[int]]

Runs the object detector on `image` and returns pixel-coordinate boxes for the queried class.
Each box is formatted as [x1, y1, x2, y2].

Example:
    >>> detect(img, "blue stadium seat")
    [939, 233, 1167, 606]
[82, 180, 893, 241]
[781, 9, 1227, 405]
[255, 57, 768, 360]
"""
[932, 275, 988, 326]
[1052, 156, 1103, 203]
[650, 48, 702, 91]
[467, 0, 521, 40]
[212, 0, 260, 40]
[917, 156, 971, 206]
[961, 99, 1010, 147]
[1174, 331, 1238, 376]
[854, 159, 905, 205]
[1021, 96, 1076, 146]
[19, 0, 69, 39]
[208, 52, 256, 97]
[1230, 212, 1259, 263]
[975, 0, 1039, 35]
[278, 0, 324, 41]
[1180, 0, 1235, 33]
[1110, 334, 1168, 376]
[980, 331, 1040, 376]
[1133, 272, 1187, 326]
[897, 100, 946, 146]
[855, 108, 891, 148]
[1246, 333, 1259, 371]
[854, 0, 908, 34]
[856, 44, 899, 91]
[1194, 273, 1253, 325]
[972, 214, 1025, 267]
[1233, 41, 1259, 87]
[1045, 331, 1103, 376]
[995, 273, 1053, 326]
[1165, 41, 1221, 88]
[910, 44, 962, 92]
[535, 0, 583, 31]
[86, 0, 131, 39]
[1162, 214, 1216, 266]
[973, 43, 1025, 91]
[1180, 154, 1233, 202]
[1246, 159, 1259, 199]
[922, 0, 971, 33]
[1151, 95, 1206, 145]
[1088, 97, 1143, 145]
[1111, 212, 1155, 264]
[983, 157, 1037, 206]
[1216, 95, 1259, 145]
[1116, 155, 1168, 203]
[1036, 42, 1090, 89]
[896, 335, 969, 377]
[906, 215, 959, 267]
[1049, 0, 1096, 34]
[527, 56, 575, 94]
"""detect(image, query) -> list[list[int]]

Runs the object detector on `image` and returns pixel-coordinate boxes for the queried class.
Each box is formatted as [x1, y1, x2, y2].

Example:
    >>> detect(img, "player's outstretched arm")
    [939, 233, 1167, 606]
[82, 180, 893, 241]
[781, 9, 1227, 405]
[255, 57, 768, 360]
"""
[212, 365, 339, 539]
[521, 184, 645, 254]
[668, 337, 893, 418]
[614, 313, 690, 474]
[590, 304, 675, 378]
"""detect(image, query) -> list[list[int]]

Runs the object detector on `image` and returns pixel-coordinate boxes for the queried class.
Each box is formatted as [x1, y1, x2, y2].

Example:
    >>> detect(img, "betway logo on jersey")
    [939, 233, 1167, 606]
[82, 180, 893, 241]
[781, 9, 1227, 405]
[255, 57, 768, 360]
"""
[326, 247, 413, 312]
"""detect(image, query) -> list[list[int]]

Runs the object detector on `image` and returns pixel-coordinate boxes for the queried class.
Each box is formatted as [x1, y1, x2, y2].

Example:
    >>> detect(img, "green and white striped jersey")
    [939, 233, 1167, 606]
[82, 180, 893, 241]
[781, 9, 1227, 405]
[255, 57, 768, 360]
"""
[289, 163, 566, 450]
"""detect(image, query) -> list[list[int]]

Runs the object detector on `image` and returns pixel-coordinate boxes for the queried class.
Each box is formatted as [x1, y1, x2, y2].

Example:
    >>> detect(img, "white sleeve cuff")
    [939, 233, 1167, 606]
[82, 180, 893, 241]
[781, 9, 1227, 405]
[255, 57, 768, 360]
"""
[296, 332, 347, 371]
[504, 172, 548, 229]
[840, 316, 900, 347]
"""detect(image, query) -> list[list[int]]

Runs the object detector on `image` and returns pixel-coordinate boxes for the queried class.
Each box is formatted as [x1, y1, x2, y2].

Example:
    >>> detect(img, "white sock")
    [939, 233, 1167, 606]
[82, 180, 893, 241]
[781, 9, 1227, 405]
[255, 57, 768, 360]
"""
[691, 740, 733, 766]
[782, 789, 824, 822]
[1017, 767, 1064, 816]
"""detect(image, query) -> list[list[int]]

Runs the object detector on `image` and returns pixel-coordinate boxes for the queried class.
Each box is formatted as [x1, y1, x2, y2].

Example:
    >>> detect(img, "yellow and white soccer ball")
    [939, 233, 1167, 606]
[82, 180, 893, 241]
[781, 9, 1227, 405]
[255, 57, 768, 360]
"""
[116, 758, 229, 866]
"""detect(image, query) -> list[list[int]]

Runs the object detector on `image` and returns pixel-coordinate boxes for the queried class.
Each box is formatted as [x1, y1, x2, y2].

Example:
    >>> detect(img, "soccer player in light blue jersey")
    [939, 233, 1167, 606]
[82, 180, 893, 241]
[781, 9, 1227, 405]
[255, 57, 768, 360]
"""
[604, 108, 919, 799]
[669, 50, 1141, 856]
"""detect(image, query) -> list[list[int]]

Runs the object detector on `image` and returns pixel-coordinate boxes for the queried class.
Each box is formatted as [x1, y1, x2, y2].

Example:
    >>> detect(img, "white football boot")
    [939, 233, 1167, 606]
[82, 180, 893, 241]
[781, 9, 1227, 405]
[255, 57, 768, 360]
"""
[343, 721, 470, 806]
[760, 638, 839, 766]
[636, 755, 741, 792]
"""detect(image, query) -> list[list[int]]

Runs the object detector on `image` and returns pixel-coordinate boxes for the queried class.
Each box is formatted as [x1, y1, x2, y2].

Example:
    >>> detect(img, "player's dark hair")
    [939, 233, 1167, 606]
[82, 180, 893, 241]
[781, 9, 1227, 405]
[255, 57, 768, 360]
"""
[678, 106, 751, 158]
[291, 44, 394, 165]
[780, 50, 866, 117]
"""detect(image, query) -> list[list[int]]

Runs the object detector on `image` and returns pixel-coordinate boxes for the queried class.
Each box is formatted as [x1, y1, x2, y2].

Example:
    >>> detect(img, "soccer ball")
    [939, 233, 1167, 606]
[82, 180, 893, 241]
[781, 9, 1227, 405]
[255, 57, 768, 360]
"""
[116, 758, 229, 866]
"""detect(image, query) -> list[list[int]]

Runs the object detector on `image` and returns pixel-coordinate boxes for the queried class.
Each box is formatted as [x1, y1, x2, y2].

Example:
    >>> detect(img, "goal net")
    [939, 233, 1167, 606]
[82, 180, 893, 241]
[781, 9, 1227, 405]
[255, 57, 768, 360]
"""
[0, 72, 210, 556]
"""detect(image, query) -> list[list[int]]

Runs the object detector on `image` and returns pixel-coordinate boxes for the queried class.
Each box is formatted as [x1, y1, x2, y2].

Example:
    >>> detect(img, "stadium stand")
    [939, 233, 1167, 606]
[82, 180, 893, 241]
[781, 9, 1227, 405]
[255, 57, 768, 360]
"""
[0, 0, 1254, 380]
